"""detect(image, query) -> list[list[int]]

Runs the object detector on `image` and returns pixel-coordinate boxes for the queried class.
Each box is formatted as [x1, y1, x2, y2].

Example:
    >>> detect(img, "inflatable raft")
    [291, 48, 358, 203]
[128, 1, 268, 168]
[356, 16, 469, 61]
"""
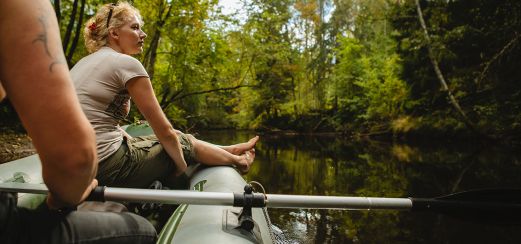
[0, 124, 275, 244]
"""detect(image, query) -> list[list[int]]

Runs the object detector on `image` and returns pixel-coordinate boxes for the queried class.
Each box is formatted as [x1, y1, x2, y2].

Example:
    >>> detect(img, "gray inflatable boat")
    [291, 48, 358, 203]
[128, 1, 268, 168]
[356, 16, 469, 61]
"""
[0, 124, 275, 244]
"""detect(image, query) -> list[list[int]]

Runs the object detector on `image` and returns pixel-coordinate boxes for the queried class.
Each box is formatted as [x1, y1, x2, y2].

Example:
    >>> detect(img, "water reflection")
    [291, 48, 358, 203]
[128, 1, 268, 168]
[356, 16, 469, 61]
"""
[197, 130, 521, 243]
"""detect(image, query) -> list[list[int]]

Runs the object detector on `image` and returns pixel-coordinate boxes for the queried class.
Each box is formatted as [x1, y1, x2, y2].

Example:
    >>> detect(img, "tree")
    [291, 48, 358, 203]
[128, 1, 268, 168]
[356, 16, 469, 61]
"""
[414, 0, 478, 134]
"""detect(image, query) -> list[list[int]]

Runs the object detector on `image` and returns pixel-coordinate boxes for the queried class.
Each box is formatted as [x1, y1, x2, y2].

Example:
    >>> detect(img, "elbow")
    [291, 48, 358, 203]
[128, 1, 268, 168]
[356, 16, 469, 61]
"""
[63, 142, 97, 179]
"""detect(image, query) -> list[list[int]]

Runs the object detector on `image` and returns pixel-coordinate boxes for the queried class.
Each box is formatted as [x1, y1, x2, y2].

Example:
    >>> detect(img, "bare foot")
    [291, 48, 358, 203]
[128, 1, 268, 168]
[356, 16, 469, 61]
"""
[223, 136, 259, 155]
[237, 149, 255, 174]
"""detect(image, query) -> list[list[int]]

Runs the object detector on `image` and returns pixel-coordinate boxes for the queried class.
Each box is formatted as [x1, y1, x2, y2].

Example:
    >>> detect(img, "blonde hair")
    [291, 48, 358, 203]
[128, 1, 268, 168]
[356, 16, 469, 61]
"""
[83, 2, 144, 53]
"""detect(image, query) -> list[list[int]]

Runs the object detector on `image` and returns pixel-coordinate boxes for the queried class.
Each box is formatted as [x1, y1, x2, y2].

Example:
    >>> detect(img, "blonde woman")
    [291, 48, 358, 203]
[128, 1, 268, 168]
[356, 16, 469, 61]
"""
[72, 2, 258, 188]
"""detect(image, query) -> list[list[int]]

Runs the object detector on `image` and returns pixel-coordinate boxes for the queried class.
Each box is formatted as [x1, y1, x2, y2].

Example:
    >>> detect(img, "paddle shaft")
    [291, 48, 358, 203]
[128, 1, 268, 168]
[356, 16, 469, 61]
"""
[0, 182, 48, 194]
[3, 182, 520, 216]
[1, 182, 413, 210]
[101, 187, 413, 210]
[95, 187, 521, 212]
[266, 194, 411, 209]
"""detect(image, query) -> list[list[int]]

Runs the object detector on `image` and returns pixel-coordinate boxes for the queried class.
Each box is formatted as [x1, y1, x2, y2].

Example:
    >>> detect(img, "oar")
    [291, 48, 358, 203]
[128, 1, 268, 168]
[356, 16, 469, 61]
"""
[1, 182, 520, 223]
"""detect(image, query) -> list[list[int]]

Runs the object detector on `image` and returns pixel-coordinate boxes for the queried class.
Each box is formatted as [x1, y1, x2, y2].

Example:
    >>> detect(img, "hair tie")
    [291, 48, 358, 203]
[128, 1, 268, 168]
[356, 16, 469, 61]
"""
[88, 22, 97, 31]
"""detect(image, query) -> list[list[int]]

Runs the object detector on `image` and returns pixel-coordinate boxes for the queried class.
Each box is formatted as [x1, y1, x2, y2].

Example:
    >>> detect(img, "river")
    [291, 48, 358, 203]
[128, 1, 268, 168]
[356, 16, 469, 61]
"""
[197, 130, 521, 244]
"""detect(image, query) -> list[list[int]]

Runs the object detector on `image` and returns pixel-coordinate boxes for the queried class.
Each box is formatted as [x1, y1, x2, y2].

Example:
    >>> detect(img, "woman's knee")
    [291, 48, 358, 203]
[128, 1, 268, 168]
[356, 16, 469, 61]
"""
[185, 133, 196, 144]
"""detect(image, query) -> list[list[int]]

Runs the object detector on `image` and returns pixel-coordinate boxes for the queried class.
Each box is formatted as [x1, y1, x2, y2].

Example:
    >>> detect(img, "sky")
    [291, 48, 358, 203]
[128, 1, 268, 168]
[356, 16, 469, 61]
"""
[218, 0, 243, 15]
[215, 0, 249, 29]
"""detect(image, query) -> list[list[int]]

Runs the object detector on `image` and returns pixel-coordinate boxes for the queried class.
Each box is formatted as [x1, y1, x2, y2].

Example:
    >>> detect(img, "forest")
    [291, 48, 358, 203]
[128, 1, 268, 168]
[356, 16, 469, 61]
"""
[1, 0, 520, 143]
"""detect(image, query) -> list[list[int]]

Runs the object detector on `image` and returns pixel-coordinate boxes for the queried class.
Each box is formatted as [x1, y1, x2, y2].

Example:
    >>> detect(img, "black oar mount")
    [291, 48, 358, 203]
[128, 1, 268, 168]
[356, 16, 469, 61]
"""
[235, 184, 264, 231]
[224, 184, 266, 243]
[233, 184, 265, 208]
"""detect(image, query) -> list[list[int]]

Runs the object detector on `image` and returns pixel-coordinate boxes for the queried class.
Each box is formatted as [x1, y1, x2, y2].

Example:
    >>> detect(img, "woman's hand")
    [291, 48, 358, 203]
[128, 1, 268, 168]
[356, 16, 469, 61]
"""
[117, 126, 133, 139]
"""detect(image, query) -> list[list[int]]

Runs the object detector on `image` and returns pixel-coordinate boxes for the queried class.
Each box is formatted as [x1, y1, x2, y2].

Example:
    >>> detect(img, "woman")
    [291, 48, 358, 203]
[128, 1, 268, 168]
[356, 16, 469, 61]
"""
[72, 2, 258, 188]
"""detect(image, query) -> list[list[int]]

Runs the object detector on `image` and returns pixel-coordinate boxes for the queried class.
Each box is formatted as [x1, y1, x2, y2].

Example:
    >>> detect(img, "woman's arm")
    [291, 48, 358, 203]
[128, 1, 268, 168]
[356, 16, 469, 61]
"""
[0, 0, 98, 208]
[126, 77, 188, 174]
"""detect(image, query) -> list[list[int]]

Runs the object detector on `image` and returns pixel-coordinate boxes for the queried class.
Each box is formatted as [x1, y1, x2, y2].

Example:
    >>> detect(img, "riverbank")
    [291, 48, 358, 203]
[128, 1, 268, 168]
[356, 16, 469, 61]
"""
[0, 130, 35, 164]
[1, 117, 518, 165]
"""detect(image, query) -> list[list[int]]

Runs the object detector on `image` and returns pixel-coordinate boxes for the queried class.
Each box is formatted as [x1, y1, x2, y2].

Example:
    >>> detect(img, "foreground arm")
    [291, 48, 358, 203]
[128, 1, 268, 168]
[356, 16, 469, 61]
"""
[0, 0, 97, 208]
[0, 82, 5, 100]
[127, 77, 188, 175]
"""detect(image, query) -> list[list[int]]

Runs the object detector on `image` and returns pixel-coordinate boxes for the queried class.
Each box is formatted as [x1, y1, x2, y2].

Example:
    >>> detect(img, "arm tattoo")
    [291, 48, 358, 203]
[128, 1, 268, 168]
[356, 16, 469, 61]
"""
[32, 15, 66, 72]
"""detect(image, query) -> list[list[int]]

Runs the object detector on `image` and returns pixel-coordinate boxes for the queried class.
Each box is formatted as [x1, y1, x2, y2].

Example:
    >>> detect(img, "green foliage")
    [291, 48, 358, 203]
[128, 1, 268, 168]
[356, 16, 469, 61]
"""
[2, 0, 510, 138]
[390, 0, 521, 137]
[329, 7, 409, 130]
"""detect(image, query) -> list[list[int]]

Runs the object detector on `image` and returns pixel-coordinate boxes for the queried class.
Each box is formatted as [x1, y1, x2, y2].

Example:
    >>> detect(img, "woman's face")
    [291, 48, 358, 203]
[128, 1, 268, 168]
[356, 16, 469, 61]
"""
[115, 14, 147, 55]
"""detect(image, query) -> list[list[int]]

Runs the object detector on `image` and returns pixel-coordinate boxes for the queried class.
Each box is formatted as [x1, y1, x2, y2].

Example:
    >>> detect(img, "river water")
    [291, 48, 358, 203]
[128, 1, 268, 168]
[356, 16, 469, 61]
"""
[197, 130, 521, 244]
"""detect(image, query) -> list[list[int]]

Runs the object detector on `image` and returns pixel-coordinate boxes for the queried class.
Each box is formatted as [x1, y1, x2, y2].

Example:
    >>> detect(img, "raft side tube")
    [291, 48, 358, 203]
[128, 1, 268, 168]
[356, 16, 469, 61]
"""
[170, 166, 274, 244]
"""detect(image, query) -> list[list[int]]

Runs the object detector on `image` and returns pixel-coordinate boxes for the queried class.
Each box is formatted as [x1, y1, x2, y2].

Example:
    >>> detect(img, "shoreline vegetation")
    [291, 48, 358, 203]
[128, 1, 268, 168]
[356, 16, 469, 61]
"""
[3, 113, 518, 165]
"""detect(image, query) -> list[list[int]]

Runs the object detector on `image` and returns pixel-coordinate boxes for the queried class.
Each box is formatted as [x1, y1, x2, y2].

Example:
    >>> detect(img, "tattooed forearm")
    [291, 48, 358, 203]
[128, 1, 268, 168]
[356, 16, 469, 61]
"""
[32, 15, 66, 72]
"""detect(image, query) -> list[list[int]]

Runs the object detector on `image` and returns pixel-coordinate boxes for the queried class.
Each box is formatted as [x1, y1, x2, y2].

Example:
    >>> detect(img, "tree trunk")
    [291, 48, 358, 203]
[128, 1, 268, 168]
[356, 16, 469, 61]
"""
[142, 3, 173, 81]
[54, 0, 61, 25]
[415, 0, 480, 134]
[63, 0, 79, 53]
[66, 0, 86, 66]
[143, 31, 161, 80]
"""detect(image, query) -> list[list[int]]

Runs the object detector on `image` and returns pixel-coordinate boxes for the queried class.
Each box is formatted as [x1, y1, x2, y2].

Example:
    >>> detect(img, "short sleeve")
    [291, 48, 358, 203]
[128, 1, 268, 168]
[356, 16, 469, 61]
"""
[115, 55, 149, 86]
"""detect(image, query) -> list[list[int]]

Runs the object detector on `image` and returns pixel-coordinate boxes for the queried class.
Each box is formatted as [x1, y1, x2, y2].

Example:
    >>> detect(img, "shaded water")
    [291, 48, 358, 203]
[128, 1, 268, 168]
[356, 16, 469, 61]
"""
[197, 130, 521, 244]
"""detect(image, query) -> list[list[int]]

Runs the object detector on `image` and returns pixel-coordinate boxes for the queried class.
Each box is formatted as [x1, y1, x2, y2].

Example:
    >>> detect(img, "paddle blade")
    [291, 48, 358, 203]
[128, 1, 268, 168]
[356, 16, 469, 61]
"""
[436, 188, 521, 202]
[411, 188, 521, 225]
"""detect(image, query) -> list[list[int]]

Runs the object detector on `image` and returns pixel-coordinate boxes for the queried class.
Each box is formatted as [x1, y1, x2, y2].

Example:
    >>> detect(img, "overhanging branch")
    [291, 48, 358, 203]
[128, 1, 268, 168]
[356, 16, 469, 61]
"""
[161, 84, 258, 110]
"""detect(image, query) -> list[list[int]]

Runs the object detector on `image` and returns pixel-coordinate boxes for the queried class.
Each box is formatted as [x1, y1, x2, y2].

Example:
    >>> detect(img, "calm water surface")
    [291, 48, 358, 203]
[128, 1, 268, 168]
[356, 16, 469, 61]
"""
[197, 130, 521, 244]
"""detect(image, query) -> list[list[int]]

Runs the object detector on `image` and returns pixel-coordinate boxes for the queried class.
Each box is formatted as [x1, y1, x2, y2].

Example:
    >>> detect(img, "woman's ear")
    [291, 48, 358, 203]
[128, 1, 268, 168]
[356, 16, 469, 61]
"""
[109, 29, 119, 39]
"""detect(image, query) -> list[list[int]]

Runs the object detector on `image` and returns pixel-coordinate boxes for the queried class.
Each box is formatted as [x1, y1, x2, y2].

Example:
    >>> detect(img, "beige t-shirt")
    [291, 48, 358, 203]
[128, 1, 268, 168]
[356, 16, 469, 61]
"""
[71, 47, 149, 161]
